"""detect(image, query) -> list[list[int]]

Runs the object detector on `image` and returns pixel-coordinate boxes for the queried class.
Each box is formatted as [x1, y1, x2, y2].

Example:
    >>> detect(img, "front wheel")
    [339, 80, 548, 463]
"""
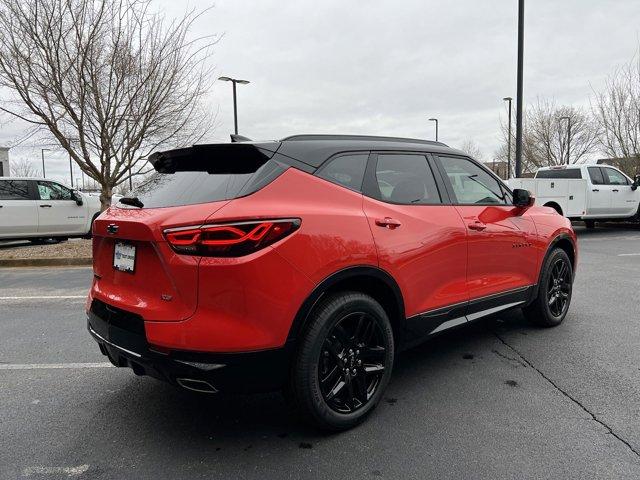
[523, 248, 573, 327]
[288, 292, 394, 431]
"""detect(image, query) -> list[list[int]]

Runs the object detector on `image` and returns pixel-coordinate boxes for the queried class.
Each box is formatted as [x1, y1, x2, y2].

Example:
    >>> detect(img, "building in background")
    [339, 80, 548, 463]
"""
[596, 157, 640, 177]
[485, 160, 509, 180]
[0, 147, 10, 176]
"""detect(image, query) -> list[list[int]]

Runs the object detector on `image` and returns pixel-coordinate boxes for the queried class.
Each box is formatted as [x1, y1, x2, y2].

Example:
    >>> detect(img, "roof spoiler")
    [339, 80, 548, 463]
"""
[148, 142, 280, 174]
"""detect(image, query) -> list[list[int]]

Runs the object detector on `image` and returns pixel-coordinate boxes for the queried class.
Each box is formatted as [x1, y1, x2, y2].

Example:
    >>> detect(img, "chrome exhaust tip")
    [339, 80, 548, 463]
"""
[176, 378, 218, 394]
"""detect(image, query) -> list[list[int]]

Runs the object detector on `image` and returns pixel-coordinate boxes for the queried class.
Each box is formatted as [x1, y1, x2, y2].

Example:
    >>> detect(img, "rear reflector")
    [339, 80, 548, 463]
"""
[164, 219, 300, 257]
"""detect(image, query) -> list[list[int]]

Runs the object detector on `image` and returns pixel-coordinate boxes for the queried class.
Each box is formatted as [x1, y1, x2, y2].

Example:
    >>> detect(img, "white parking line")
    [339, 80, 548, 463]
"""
[618, 253, 640, 256]
[0, 295, 86, 300]
[0, 363, 112, 370]
[23, 464, 90, 477]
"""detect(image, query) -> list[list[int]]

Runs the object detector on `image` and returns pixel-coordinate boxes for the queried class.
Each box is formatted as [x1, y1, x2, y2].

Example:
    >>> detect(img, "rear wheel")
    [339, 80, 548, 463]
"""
[288, 292, 394, 431]
[523, 248, 573, 327]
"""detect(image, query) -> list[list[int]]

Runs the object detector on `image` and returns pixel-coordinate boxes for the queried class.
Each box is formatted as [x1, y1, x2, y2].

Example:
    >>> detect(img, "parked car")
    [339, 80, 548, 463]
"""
[87, 135, 577, 430]
[0, 177, 102, 242]
[508, 165, 640, 228]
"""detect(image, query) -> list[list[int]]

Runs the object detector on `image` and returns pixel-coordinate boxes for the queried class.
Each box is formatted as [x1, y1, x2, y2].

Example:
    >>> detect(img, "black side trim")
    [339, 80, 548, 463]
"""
[401, 285, 535, 350]
[286, 266, 405, 342]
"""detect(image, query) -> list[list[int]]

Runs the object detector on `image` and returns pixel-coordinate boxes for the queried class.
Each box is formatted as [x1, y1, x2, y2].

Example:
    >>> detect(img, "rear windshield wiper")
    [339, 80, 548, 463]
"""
[119, 196, 144, 208]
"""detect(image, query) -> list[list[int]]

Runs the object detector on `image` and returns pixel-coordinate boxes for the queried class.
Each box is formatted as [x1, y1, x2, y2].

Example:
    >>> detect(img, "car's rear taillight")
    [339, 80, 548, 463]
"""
[164, 219, 300, 257]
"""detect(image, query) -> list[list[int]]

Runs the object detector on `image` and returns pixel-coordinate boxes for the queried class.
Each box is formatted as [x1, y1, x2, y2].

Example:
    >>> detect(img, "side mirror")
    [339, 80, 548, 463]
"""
[632, 174, 640, 191]
[72, 191, 84, 206]
[513, 188, 534, 208]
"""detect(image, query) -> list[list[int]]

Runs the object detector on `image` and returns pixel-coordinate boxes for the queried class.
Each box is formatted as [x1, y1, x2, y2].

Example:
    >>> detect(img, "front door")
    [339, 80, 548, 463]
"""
[362, 153, 468, 338]
[602, 167, 638, 216]
[35, 181, 86, 235]
[434, 155, 538, 311]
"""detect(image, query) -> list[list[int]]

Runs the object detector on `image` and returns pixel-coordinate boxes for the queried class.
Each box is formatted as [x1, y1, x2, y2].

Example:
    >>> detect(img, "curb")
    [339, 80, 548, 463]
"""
[0, 257, 92, 268]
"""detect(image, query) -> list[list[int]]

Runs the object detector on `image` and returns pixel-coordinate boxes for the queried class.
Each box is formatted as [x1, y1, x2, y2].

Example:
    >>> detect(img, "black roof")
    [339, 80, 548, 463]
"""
[276, 134, 462, 168]
[150, 134, 465, 173]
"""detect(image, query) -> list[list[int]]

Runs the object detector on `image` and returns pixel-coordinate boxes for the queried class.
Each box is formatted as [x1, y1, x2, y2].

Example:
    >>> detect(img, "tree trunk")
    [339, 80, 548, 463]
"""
[99, 185, 113, 211]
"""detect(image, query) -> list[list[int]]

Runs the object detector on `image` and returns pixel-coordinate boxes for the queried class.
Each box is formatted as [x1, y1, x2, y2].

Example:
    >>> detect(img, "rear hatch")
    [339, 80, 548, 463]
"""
[91, 142, 285, 321]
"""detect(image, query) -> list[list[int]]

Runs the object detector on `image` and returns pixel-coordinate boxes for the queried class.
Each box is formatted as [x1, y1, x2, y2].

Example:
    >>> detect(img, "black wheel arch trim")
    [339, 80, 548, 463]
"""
[531, 233, 576, 300]
[286, 265, 405, 344]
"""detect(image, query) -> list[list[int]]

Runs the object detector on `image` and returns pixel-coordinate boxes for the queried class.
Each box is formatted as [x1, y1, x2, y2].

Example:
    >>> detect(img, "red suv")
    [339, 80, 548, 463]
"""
[88, 135, 577, 430]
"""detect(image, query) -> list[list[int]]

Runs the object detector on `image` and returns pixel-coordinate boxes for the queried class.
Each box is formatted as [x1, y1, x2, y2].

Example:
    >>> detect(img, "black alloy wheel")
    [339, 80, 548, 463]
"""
[547, 257, 571, 318]
[319, 312, 387, 414]
[288, 291, 394, 431]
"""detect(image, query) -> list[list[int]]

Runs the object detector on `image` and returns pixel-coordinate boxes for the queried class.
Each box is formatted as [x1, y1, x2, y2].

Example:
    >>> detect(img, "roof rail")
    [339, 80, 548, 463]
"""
[280, 134, 448, 147]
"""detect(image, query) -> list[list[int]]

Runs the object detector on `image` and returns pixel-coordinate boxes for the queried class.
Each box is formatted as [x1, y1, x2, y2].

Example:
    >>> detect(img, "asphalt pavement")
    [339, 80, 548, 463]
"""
[2, 225, 640, 479]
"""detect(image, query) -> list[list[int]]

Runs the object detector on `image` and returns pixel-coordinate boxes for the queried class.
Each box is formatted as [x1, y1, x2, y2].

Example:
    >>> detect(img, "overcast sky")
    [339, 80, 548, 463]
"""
[1, 0, 639, 185]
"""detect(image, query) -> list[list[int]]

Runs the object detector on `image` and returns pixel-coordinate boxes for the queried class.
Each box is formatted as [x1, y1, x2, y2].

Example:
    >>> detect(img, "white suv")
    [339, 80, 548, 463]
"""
[0, 177, 101, 241]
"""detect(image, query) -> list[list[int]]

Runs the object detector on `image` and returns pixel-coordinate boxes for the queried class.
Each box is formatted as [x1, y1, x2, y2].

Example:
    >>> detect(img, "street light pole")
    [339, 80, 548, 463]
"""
[41, 148, 50, 178]
[559, 116, 572, 165]
[515, 0, 525, 178]
[428, 118, 439, 141]
[218, 76, 250, 135]
[503, 97, 513, 179]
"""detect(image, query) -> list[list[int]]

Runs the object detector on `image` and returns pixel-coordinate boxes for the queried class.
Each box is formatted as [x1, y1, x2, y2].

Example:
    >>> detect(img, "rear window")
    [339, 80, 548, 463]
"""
[127, 160, 286, 208]
[536, 169, 582, 179]
[0, 180, 31, 200]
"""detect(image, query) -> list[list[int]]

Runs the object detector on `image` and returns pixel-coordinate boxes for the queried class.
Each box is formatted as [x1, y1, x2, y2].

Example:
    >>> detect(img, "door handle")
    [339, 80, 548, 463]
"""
[39, 204, 52, 208]
[375, 217, 401, 229]
[468, 221, 487, 231]
[592, 189, 599, 192]
[612, 189, 619, 192]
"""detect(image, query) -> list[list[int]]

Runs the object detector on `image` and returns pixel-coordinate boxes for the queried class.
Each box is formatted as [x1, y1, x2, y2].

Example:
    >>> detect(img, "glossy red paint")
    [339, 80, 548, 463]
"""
[88, 165, 576, 355]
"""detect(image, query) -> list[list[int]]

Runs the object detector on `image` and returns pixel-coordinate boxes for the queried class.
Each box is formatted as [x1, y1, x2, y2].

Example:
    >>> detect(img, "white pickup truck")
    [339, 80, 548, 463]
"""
[508, 165, 640, 228]
[0, 177, 102, 241]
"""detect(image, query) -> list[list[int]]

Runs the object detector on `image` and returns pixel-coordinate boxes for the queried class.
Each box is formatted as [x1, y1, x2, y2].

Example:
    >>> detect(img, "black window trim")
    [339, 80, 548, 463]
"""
[601, 166, 631, 186]
[433, 154, 514, 207]
[362, 150, 445, 206]
[314, 150, 371, 193]
[0, 178, 38, 201]
[587, 166, 605, 186]
[35, 180, 75, 201]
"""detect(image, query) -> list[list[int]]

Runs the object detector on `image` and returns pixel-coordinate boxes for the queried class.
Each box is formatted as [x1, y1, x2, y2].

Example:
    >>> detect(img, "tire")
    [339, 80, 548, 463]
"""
[84, 213, 100, 239]
[585, 220, 595, 229]
[523, 248, 573, 327]
[288, 291, 395, 431]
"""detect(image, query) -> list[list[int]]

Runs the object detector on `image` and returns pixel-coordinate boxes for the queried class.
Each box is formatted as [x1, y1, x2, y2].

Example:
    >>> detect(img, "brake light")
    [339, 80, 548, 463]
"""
[164, 219, 301, 257]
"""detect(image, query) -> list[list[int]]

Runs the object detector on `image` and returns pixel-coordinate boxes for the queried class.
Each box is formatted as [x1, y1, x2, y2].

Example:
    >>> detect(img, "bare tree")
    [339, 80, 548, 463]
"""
[10, 158, 39, 177]
[458, 139, 484, 161]
[495, 98, 598, 176]
[0, 0, 218, 209]
[592, 52, 640, 175]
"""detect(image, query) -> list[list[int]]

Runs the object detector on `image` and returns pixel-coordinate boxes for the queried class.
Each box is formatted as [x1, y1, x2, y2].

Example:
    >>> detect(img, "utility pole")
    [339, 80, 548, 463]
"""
[41, 148, 50, 178]
[428, 118, 439, 141]
[515, 0, 525, 178]
[503, 97, 513, 179]
[218, 76, 251, 135]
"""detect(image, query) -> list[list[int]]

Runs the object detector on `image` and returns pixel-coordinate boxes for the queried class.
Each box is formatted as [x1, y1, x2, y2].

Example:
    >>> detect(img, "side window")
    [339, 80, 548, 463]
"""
[439, 156, 508, 205]
[316, 154, 368, 192]
[603, 167, 629, 186]
[0, 180, 31, 200]
[37, 181, 73, 200]
[588, 167, 605, 185]
[374, 154, 441, 205]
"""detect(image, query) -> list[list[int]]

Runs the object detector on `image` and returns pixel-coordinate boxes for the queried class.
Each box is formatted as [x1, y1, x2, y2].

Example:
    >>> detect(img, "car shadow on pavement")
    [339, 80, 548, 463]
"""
[88, 309, 536, 452]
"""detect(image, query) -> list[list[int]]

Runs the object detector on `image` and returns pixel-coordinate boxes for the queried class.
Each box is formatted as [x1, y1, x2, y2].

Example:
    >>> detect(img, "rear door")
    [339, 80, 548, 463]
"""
[434, 155, 538, 309]
[602, 167, 638, 216]
[35, 181, 86, 234]
[586, 167, 612, 216]
[0, 179, 38, 238]
[362, 152, 468, 337]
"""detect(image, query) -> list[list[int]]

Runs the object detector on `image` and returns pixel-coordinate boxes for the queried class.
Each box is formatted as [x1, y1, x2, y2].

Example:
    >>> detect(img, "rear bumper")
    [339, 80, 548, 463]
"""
[87, 304, 293, 393]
